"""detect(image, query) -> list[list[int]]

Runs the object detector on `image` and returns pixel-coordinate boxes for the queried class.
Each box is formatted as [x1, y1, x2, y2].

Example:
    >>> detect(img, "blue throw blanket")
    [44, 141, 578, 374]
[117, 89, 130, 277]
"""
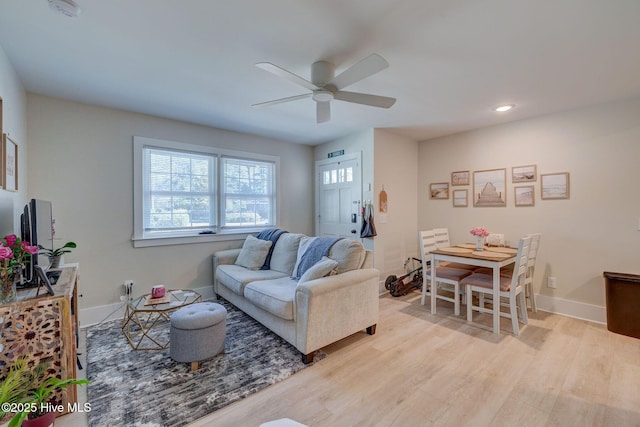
[257, 228, 288, 270]
[294, 236, 343, 280]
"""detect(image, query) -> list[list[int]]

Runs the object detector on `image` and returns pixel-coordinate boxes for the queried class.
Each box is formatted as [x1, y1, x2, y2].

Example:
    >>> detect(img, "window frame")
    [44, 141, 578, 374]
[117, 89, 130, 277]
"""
[133, 136, 279, 247]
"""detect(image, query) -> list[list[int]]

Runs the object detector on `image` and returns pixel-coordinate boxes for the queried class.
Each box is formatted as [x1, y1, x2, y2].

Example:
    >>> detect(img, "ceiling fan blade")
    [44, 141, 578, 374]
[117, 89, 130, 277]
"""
[334, 91, 396, 108]
[256, 62, 320, 91]
[329, 54, 389, 90]
[316, 101, 330, 123]
[252, 93, 312, 107]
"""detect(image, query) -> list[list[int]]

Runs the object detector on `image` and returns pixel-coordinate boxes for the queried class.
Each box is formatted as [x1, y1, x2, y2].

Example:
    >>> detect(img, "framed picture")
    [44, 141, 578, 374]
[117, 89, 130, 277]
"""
[473, 168, 506, 207]
[451, 170, 470, 186]
[541, 172, 570, 199]
[3, 134, 18, 192]
[429, 182, 449, 199]
[514, 186, 535, 206]
[512, 164, 537, 183]
[452, 189, 468, 207]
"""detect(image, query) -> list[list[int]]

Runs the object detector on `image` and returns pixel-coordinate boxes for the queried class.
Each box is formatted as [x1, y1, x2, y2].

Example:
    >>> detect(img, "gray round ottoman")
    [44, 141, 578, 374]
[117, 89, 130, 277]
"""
[170, 302, 227, 370]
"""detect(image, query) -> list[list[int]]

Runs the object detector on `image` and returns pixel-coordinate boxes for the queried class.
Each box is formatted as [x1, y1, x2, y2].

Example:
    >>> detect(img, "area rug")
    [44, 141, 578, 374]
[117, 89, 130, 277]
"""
[86, 299, 317, 426]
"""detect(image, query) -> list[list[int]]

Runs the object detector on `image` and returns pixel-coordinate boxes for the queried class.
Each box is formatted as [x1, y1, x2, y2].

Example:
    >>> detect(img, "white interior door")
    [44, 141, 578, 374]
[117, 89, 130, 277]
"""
[315, 152, 362, 240]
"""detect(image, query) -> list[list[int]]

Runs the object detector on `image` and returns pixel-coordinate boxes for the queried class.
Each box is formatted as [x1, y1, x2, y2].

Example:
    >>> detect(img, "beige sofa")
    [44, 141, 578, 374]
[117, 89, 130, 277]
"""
[212, 233, 380, 363]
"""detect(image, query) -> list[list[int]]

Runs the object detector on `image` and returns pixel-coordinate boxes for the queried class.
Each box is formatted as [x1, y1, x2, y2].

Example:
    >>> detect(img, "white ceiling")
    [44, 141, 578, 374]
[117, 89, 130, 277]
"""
[1, 0, 639, 145]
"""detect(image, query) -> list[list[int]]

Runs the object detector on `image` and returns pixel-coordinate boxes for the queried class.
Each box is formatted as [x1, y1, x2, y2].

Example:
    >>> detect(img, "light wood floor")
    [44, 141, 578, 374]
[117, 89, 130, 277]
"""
[189, 292, 640, 427]
[54, 292, 640, 427]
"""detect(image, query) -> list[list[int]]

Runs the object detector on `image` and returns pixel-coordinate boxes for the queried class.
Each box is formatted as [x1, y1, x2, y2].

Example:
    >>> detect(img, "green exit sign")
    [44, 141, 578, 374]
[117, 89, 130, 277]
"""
[328, 150, 345, 158]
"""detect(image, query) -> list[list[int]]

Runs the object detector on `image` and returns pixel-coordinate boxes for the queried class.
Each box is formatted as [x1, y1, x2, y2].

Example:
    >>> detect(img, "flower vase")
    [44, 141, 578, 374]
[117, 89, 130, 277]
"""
[475, 236, 485, 251]
[0, 276, 18, 304]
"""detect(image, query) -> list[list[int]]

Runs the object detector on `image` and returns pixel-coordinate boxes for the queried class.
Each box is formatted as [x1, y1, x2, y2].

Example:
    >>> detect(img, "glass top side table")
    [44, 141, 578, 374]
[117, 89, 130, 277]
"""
[122, 289, 202, 350]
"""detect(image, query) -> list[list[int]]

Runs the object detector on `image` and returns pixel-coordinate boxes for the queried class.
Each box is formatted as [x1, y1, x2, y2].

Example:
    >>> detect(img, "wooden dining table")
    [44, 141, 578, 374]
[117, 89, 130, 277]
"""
[428, 244, 518, 334]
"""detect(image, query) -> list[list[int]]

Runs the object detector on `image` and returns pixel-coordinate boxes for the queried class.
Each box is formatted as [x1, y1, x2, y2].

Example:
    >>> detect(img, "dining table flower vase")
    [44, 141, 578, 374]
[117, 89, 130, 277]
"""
[470, 226, 490, 251]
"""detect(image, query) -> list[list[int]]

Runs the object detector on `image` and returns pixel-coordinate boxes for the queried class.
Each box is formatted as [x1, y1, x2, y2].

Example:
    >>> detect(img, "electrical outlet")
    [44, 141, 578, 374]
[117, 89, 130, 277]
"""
[123, 280, 134, 295]
[547, 276, 557, 289]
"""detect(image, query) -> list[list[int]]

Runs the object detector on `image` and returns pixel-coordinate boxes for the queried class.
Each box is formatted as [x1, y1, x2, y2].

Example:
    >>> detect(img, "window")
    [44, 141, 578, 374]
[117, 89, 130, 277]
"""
[133, 137, 278, 247]
[222, 157, 275, 228]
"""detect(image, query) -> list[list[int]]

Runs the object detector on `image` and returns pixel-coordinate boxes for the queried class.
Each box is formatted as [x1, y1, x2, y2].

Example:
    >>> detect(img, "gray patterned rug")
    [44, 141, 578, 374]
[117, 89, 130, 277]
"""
[87, 299, 318, 426]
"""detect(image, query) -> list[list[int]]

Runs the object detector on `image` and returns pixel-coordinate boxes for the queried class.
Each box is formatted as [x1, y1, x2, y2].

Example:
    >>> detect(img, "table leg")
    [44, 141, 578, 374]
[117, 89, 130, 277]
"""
[493, 265, 500, 334]
[430, 253, 437, 314]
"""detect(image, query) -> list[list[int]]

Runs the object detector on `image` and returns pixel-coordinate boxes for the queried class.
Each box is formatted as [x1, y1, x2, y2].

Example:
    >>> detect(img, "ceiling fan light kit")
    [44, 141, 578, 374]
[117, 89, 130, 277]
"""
[254, 53, 396, 123]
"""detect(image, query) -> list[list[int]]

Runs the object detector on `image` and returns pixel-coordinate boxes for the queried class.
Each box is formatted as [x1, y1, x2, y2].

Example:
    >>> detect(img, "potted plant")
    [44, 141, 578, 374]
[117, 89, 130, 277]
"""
[0, 358, 89, 427]
[0, 235, 39, 303]
[37, 242, 76, 269]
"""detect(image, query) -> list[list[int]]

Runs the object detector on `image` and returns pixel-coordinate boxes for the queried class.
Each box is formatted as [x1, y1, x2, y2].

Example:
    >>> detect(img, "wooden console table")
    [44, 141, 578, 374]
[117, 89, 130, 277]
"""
[0, 264, 79, 416]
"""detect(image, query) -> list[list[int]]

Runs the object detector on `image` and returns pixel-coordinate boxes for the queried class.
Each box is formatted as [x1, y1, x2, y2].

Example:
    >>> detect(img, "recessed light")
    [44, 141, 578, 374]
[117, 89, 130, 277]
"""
[494, 104, 515, 112]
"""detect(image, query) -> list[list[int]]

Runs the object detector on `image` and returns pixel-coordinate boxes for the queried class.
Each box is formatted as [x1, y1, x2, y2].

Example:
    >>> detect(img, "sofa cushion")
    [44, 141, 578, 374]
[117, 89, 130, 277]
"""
[270, 233, 304, 275]
[298, 256, 339, 284]
[328, 238, 366, 274]
[292, 236, 343, 279]
[235, 235, 273, 270]
[244, 277, 297, 321]
[217, 264, 288, 295]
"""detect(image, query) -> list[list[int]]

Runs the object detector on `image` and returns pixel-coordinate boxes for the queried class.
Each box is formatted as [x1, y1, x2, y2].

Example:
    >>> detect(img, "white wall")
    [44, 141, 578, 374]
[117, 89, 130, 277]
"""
[0, 46, 28, 234]
[26, 94, 314, 320]
[418, 97, 640, 322]
[373, 129, 419, 289]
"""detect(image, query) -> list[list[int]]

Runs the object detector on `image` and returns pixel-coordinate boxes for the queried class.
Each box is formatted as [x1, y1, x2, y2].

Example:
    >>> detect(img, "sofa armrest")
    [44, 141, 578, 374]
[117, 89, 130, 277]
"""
[213, 248, 241, 266]
[295, 268, 380, 355]
[212, 249, 242, 295]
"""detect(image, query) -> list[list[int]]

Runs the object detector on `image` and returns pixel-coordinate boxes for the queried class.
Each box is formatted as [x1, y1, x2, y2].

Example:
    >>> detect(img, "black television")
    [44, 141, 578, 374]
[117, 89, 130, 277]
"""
[20, 199, 53, 284]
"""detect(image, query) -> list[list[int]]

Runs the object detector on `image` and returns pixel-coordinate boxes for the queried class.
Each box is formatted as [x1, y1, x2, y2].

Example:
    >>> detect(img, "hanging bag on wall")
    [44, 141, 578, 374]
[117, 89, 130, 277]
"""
[360, 202, 377, 238]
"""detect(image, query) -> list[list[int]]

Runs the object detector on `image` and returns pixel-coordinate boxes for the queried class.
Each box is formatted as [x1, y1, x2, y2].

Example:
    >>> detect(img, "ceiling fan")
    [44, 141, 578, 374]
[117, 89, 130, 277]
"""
[253, 53, 396, 123]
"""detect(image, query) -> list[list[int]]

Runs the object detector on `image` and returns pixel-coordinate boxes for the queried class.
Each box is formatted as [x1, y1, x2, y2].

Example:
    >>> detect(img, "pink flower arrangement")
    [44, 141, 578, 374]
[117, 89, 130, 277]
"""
[0, 234, 39, 294]
[469, 227, 490, 237]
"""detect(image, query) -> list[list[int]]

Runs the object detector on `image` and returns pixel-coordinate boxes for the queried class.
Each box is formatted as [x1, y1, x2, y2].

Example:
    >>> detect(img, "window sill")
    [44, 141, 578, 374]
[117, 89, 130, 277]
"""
[131, 229, 259, 248]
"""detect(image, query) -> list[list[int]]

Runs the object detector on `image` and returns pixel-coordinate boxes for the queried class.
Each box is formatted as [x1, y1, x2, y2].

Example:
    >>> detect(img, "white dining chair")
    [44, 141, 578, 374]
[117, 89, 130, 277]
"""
[433, 228, 450, 248]
[461, 236, 531, 335]
[524, 233, 542, 312]
[432, 227, 478, 271]
[419, 230, 473, 316]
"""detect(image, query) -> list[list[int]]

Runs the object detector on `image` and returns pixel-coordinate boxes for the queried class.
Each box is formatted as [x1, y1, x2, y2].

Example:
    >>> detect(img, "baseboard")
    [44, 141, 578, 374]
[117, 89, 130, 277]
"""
[534, 293, 606, 325]
[79, 285, 216, 328]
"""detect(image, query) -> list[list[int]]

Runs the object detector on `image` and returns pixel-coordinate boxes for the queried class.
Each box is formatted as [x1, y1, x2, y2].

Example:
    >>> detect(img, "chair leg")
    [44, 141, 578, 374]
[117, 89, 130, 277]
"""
[528, 281, 537, 313]
[453, 283, 460, 316]
[466, 285, 473, 321]
[518, 292, 529, 325]
[510, 296, 520, 336]
[421, 275, 428, 305]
